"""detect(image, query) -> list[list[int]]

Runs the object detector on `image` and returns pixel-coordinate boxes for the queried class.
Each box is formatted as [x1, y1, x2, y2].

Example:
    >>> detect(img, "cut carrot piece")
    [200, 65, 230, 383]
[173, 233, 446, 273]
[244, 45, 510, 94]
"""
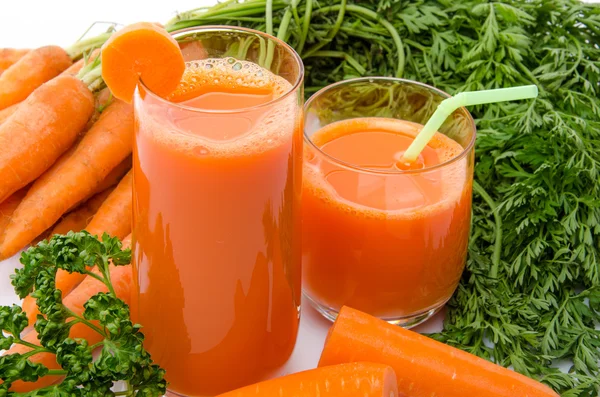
[216, 362, 398, 397]
[101, 22, 185, 103]
[319, 306, 559, 397]
[0, 46, 72, 110]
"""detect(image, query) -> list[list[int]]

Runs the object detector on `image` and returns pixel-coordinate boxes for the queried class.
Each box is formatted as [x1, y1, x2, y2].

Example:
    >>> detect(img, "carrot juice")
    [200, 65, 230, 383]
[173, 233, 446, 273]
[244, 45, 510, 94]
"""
[131, 28, 303, 396]
[302, 78, 475, 327]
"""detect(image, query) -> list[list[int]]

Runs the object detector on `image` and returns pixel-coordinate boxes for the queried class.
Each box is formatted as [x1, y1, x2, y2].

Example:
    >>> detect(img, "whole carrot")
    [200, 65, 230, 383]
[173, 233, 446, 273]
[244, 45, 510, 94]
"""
[0, 99, 133, 259]
[87, 170, 132, 239]
[6, 246, 132, 392]
[21, 188, 116, 327]
[0, 75, 95, 204]
[0, 46, 72, 109]
[51, 187, 115, 236]
[89, 155, 131, 195]
[216, 363, 398, 397]
[0, 188, 28, 236]
[0, 102, 20, 125]
[319, 306, 559, 397]
[65, 155, 131, 214]
[0, 49, 29, 73]
[23, 172, 132, 327]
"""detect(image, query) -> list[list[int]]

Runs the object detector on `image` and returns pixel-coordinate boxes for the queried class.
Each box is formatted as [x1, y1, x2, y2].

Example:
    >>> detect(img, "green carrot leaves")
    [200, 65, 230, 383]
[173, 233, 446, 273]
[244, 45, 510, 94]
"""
[166, 0, 600, 394]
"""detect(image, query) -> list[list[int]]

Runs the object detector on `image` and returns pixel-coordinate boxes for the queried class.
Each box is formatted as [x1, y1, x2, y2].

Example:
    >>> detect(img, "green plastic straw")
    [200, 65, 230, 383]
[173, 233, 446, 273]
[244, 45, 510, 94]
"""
[402, 85, 539, 162]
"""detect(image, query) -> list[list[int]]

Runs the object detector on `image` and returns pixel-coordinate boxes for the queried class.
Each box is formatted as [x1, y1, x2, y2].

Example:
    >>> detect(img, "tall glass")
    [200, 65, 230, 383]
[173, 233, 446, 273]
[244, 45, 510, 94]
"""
[132, 26, 304, 396]
[302, 78, 475, 327]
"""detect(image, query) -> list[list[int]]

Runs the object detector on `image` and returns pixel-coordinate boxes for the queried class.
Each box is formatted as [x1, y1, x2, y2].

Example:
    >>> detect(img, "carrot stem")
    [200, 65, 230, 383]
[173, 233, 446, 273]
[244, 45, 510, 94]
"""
[473, 180, 502, 278]
[264, 0, 275, 69]
[302, 0, 347, 58]
[296, 0, 313, 54]
[66, 32, 113, 60]
[305, 50, 366, 74]
[80, 66, 103, 89]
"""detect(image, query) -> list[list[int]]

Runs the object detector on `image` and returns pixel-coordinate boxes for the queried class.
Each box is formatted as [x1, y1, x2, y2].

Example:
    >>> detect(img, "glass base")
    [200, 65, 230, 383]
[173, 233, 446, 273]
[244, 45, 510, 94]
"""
[305, 293, 444, 329]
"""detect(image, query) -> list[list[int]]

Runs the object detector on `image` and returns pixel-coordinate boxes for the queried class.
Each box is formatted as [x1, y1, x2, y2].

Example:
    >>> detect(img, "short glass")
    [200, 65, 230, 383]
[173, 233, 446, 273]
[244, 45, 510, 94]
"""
[131, 26, 304, 396]
[302, 77, 475, 327]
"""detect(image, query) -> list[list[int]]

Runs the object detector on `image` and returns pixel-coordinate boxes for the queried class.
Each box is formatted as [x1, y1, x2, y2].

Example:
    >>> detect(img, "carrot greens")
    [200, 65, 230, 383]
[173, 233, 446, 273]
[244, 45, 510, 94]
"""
[167, 0, 600, 394]
[0, 232, 166, 396]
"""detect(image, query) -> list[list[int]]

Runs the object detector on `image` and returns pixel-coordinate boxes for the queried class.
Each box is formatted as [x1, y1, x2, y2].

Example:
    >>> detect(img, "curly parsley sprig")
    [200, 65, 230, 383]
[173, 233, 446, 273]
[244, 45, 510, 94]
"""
[0, 231, 166, 396]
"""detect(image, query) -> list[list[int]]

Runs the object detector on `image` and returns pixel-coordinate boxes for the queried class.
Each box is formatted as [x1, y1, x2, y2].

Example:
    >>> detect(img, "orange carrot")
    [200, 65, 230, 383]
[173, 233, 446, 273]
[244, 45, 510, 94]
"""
[101, 22, 185, 103]
[7, 239, 132, 392]
[69, 155, 131, 212]
[95, 155, 132, 192]
[21, 189, 120, 328]
[319, 306, 559, 397]
[0, 49, 29, 71]
[87, 170, 132, 239]
[51, 188, 115, 236]
[22, 172, 133, 327]
[83, 88, 114, 131]
[0, 75, 94, 204]
[0, 50, 98, 126]
[0, 188, 28, 236]
[216, 363, 398, 397]
[0, 99, 132, 259]
[0, 102, 20, 125]
[0, 46, 72, 110]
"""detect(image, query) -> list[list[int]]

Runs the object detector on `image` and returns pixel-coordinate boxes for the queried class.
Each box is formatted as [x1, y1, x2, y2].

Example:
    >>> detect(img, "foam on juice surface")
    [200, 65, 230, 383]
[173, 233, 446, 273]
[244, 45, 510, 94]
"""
[137, 58, 299, 158]
[303, 118, 471, 220]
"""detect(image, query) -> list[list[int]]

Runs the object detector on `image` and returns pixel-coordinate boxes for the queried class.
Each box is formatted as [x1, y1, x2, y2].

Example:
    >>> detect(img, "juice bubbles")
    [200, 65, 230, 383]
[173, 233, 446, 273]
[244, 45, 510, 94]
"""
[302, 79, 475, 327]
[132, 28, 303, 396]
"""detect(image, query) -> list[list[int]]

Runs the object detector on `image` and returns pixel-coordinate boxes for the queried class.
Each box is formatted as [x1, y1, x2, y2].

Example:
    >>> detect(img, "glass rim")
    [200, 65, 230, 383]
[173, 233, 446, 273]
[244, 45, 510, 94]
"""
[303, 77, 477, 175]
[136, 25, 304, 115]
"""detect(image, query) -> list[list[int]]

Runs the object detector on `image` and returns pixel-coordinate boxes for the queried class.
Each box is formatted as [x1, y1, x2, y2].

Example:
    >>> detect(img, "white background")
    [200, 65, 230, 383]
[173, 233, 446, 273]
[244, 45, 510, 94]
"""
[0, 0, 596, 48]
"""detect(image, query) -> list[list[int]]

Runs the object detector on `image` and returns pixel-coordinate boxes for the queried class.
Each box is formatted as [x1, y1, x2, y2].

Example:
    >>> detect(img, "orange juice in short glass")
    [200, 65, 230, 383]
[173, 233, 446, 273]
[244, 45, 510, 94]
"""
[302, 78, 475, 327]
[131, 26, 304, 396]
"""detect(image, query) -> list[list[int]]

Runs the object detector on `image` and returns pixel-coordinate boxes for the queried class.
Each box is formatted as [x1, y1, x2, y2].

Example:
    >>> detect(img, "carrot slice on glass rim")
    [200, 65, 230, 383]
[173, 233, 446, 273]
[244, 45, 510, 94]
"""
[101, 22, 185, 103]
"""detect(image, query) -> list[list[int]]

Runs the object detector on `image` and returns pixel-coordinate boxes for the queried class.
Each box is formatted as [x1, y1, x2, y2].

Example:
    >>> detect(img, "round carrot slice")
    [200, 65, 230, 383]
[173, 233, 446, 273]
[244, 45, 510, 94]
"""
[101, 22, 185, 103]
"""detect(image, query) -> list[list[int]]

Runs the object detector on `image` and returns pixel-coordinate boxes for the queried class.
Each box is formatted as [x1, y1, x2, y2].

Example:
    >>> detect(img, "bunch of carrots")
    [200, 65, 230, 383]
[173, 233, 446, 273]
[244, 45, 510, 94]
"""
[0, 22, 562, 397]
[0, 32, 135, 329]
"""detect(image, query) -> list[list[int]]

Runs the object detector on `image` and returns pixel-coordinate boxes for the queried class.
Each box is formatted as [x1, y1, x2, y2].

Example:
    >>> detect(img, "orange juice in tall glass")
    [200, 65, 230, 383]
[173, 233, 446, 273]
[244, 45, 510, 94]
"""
[302, 78, 475, 327]
[131, 27, 304, 396]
